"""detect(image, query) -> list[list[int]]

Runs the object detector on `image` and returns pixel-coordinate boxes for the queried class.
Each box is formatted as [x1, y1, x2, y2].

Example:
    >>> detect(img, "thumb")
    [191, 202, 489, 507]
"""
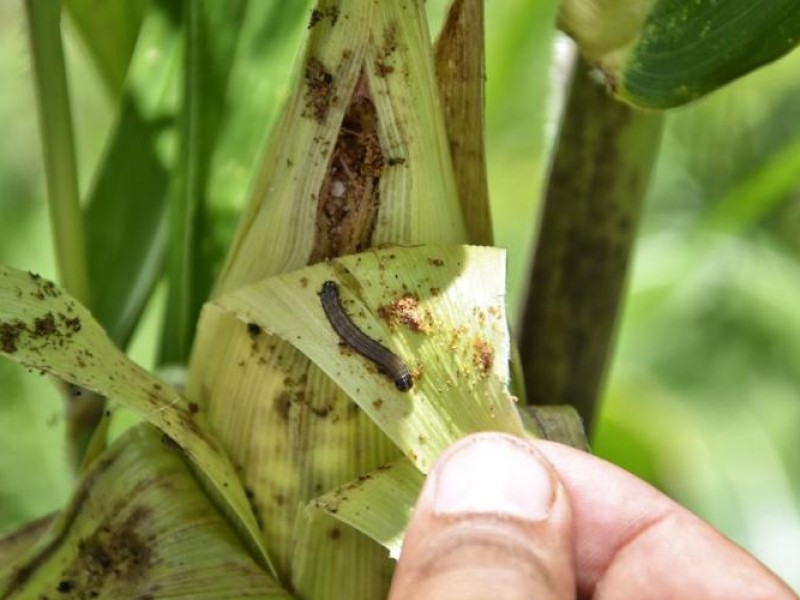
[389, 433, 575, 600]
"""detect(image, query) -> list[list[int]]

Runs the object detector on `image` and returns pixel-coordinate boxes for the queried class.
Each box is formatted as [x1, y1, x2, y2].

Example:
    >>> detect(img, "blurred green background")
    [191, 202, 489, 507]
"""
[1, 0, 798, 589]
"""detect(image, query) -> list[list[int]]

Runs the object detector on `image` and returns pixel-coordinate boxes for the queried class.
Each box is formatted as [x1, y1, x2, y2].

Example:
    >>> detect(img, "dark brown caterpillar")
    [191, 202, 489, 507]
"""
[319, 280, 413, 392]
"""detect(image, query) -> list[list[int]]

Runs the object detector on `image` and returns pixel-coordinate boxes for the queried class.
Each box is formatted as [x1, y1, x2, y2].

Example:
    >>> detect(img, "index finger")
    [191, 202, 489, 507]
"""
[534, 441, 797, 599]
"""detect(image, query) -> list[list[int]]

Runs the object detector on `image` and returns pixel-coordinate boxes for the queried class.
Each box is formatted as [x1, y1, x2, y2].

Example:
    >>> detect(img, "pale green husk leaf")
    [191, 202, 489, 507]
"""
[312, 405, 588, 558]
[313, 458, 423, 559]
[211, 244, 525, 473]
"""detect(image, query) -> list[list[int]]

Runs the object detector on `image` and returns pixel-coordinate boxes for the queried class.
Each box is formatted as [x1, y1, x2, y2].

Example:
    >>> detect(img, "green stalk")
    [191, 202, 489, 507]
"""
[517, 56, 664, 433]
[24, 0, 90, 307]
[25, 0, 100, 467]
[160, 0, 204, 365]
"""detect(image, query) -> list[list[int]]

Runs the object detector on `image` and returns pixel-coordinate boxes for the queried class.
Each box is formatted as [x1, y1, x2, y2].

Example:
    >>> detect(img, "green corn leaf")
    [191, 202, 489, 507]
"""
[83, 2, 181, 347]
[160, 1, 311, 364]
[63, 0, 146, 97]
[560, 0, 800, 108]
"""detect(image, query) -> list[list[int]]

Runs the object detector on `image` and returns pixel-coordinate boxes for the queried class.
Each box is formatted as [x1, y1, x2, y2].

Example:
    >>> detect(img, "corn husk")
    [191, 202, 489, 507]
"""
[186, 0, 470, 594]
[211, 244, 525, 471]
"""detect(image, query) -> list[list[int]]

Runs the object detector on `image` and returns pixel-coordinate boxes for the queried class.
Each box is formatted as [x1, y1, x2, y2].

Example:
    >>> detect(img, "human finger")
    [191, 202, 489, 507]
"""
[389, 432, 575, 600]
[535, 440, 798, 600]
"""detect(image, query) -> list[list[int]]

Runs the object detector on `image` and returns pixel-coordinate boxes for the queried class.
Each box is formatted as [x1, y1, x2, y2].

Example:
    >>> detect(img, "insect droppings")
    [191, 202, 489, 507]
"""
[319, 280, 413, 391]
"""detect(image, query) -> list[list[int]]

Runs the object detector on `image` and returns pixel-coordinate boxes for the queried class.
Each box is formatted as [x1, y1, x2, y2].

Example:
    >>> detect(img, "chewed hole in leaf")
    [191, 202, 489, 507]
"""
[310, 70, 385, 262]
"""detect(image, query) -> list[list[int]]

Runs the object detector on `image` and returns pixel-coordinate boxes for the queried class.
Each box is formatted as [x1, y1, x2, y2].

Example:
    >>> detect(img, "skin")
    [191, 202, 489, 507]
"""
[389, 433, 798, 600]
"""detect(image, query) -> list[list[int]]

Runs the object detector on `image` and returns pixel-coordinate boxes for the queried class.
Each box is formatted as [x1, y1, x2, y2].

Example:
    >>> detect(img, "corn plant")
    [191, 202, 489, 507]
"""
[1, 0, 798, 597]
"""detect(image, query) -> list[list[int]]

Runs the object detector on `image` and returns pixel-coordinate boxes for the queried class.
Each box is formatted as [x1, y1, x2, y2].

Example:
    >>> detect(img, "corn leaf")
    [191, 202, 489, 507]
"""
[434, 0, 492, 245]
[1, 425, 289, 599]
[63, 0, 145, 97]
[188, 0, 470, 586]
[215, 0, 466, 292]
[313, 405, 587, 558]
[0, 266, 274, 575]
[313, 458, 422, 559]
[560, 0, 800, 108]
[0, 515, 54, 590]
[83, 3, 181, 347]
[290, 507, 392, 599]
[211, 244, 525, 473]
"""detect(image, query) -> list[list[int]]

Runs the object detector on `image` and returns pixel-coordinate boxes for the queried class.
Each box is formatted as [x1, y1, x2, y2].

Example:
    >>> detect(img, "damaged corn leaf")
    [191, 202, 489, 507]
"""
[560, 0, 800, 108]
[211, 244, 525, 473]
[313, 459, 422, 559]
[312, 405, 587, 558]
[187, 0, 468, 588]
[215, 0, 464, 289]
[290, 506, 392, 599]
[0, 515, 54, 590]
[189, 306, 398, 582]
[2, 425, 289, 599]
[0, 266, 273, 575]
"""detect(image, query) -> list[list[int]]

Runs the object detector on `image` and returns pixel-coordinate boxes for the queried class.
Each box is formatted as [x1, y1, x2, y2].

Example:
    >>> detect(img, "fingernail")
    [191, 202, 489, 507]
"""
[431, 434, 555, 522]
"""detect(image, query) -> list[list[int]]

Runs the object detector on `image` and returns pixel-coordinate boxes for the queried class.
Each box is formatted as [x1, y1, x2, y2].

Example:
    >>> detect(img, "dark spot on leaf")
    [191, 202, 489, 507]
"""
[304, 57, 335, 123]
[0, 320, 26, 353]
[63, 317, 81, 333]
[160, 434, 181, 451]
[308, 6, 338, 28]
[376, 62, 394, 77]
[274, 392, 292, 421]
[33, 312, 57, 337]
[472, 338, 494, 376]
[246, 322, 261, 338]
[311, 404, 332, 418]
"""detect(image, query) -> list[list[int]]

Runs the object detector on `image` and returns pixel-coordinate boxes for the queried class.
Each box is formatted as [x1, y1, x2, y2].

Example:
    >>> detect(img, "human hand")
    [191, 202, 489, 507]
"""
[389, 432, 797, 600]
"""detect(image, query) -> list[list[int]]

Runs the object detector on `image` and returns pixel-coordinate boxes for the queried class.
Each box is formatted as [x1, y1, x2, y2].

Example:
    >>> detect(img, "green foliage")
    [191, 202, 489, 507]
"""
[561, 0, 800, 108]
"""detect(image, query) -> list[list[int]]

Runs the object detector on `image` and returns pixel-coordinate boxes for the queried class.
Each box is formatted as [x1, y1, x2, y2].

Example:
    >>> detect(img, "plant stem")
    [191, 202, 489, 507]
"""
[25, 0, 91, 307]
[25, 0, 101, 468]
[517, 56, 664, 434]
